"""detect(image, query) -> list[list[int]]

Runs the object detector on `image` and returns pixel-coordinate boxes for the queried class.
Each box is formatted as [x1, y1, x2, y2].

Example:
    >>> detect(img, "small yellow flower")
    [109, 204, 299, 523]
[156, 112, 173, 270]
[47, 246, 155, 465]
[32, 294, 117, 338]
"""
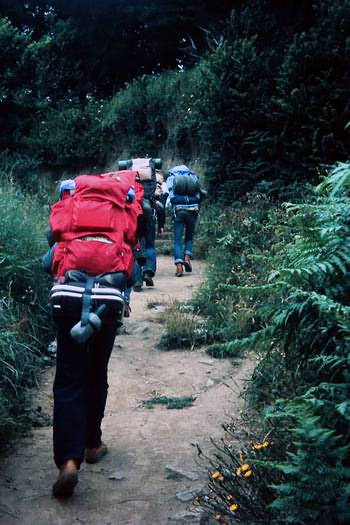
[211, 470, 221, 479]
[217, 475, 225, 482]
[227, 495, 233, 501]
[229, 503, 238, 511]
[236, 464, 251, 477]
[236, 463, 252, 478]
[252, 440, 270, 450]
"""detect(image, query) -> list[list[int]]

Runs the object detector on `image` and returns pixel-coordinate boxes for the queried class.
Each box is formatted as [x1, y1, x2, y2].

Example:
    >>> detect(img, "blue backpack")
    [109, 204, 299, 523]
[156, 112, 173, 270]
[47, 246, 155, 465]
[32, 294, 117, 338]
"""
[169, 165, 200, 197]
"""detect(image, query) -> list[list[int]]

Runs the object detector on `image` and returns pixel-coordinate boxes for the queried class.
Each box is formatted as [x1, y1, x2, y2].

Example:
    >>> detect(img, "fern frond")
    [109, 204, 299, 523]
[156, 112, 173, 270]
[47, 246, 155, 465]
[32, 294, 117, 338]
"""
[316, 162, 350, 197]
[206, 325, 274, 357]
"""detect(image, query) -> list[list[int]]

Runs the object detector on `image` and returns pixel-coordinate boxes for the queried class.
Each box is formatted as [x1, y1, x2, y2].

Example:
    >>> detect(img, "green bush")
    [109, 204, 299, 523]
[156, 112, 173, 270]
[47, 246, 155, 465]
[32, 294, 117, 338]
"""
[0, 176, 53, 448]
[199, 163, 350, 524]
[192, 194, 291, 352]
[103, 70, 199, 161]
[24, 99, 107, 169]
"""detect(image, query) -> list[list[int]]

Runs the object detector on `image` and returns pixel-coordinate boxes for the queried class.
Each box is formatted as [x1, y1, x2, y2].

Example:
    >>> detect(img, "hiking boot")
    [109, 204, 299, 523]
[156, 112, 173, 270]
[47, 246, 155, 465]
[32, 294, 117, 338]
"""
[183, 255, 192, 273]
[143, 271, 154, 287]
[124, 300, 131, 317]
[85, 442, 108, 464]
[175, 263, 184, 277]
[133, 280, 143, 292]
[52, 459, 79, 498]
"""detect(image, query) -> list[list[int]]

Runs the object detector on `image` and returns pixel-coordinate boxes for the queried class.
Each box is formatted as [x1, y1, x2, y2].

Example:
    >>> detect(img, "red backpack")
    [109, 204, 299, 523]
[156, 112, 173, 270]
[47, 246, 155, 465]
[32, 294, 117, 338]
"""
[50, 172, 143, 280]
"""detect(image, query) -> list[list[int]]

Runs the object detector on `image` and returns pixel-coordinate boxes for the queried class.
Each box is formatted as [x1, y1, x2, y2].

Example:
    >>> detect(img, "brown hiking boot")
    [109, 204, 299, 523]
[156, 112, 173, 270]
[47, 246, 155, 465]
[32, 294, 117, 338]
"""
[175, 263, 184, 277]
[183, 255, 192, 272]
[52, 459, 79, 498]
[85, 442, 108, 464]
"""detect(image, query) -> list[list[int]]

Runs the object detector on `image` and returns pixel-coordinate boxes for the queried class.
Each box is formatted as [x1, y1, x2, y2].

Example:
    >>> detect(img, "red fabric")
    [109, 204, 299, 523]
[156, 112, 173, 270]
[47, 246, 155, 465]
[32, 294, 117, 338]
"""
[101, 171, 144, 245]
[50, 172, 140, 279]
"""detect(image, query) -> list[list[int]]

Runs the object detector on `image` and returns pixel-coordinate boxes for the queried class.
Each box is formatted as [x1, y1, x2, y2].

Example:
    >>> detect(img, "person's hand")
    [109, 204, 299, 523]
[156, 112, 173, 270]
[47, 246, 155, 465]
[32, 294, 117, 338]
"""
[157, 227, 164, 238]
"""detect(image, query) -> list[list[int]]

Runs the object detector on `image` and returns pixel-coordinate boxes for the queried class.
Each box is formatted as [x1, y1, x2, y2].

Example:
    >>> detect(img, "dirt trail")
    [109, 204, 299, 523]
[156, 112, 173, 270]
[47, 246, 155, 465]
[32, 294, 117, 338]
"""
[0, 255, 253, 525]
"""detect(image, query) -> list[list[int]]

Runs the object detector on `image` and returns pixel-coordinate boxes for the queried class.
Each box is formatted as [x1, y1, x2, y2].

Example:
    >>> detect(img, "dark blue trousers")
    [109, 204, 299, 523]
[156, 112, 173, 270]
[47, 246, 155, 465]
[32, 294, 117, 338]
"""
[53, 320, 117, 468]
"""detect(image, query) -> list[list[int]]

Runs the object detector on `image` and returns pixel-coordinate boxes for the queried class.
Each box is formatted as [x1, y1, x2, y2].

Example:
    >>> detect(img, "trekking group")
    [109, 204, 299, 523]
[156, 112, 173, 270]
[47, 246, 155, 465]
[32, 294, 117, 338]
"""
[42, 158, 205, 497]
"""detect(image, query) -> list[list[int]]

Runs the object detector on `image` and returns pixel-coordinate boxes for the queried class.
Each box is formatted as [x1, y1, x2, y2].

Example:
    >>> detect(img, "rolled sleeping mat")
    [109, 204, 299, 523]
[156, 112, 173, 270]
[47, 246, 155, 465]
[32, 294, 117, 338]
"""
[150, 158, 162, 169]
[118, 159, 133, 170]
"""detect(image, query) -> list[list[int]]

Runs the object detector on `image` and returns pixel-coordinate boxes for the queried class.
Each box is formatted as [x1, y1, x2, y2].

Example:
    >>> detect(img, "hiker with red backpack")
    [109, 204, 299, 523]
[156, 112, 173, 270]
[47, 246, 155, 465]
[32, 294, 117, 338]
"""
[166, 165, 205, 277]
[44, 171, 142, 498]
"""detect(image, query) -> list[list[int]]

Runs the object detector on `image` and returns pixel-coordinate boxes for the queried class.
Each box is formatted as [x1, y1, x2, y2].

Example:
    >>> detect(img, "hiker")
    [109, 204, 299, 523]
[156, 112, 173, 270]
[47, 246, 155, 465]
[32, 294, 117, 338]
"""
[122, 179, 167, 313]
[44, 171, 141, 498]
[119, 158, 165, 293]
[166, 164, 204, 277]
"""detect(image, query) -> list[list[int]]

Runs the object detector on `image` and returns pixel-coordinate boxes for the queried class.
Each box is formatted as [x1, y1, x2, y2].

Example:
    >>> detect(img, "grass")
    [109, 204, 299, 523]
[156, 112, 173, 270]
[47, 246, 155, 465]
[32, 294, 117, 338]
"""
[157, 299, 206, 350]
[0, 174, 54, 448]
[143, 395, 196, 409]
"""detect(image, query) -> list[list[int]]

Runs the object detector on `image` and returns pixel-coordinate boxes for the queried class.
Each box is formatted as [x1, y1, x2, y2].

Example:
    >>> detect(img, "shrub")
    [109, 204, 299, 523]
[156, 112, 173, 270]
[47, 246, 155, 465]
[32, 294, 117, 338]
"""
[158, 299, 206, 350]
[0, 175, 53, 448]
[198, 163, 350, 524]
[192, 194, 290, 353]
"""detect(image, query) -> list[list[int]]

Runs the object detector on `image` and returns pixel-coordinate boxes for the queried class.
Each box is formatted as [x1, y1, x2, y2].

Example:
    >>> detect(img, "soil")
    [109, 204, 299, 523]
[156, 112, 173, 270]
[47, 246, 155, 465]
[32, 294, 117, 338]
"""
[0, 255, 254, 525]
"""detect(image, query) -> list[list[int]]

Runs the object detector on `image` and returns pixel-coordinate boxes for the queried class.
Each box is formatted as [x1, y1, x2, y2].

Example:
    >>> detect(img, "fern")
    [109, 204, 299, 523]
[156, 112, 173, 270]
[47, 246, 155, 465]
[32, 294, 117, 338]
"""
[204, 163, 350, 523]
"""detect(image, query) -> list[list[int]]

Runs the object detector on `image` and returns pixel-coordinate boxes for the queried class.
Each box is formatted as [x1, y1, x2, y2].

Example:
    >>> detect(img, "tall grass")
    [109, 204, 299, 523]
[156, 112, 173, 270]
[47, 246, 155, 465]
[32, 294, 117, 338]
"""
[0, 174, 53, 449]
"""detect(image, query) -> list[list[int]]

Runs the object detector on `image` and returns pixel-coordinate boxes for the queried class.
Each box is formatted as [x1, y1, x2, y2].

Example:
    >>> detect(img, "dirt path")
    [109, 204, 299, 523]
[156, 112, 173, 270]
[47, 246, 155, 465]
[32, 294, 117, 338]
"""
[0, 255, 253, 525]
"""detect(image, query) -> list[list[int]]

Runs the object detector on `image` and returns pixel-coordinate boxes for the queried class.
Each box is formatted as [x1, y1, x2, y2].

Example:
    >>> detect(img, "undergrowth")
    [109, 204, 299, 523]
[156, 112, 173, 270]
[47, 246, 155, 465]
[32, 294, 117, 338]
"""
[158, 299, 207, 350]
[143, 395, 196, 410]
[196, 163, 350, 524]
[192, 192, 295, 356]
[0, 174, 53, 449]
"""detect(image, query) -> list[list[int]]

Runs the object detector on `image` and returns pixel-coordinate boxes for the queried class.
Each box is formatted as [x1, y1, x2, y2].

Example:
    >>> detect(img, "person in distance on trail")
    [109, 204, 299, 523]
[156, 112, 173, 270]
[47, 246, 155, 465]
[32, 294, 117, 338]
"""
[123, 169, 167, 316]
[118, 158, 166, 293]
[166, 165, 205, 277]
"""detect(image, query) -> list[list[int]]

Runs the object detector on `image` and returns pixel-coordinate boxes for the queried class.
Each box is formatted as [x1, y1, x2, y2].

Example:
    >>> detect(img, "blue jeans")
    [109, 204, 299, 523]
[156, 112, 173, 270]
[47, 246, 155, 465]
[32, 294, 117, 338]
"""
[173, 210, 198, 264]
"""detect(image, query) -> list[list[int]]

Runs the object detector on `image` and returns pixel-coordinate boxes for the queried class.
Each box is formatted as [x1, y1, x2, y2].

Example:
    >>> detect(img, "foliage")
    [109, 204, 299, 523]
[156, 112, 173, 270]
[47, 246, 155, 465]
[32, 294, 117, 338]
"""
[143, 395, 196, 409]
[103, 73, 180, 161]
[192, 193, 292, 353]
[25, 99, 107, 169]
[2, 1, 350, 190]
[0, 175, 53, 448]
[158, 299, 206, 350]
[1, 0, 234, 96]
[199, 163, 350, 524]
[194, 420, 278, 524]
[189, 0, 350, 197]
